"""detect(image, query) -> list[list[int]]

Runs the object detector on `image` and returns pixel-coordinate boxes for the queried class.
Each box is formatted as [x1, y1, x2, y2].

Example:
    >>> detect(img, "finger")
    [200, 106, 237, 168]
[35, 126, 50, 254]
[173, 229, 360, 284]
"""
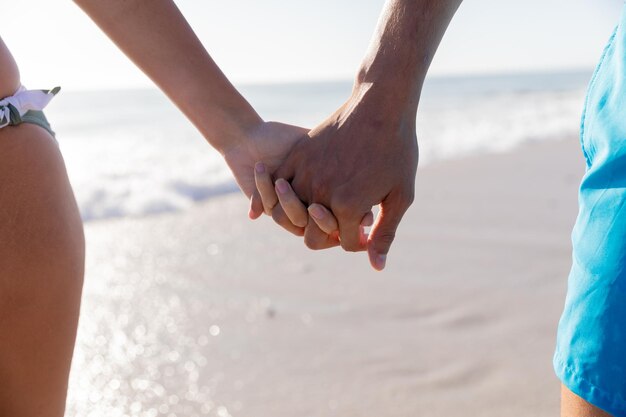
[303, 220, 340, 250]
[361, 211, 374, 227]
[359, 225, 369, 246]
[308, 205, 372, 246]
[271, 204, 305, 237]
[254, 162, 278, 215]
[307, 203, 338, 234]
[367, 194, 410, 271]
[336, 214, 367, 252]
[249, 189, 264, 219]
[275, 179, 308, 228]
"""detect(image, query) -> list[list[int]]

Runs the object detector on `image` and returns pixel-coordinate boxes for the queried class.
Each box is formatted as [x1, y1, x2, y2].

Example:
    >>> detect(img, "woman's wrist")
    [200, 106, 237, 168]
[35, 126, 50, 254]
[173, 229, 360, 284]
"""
[181, 83, 264, 155]
[203, 106, 264, 156]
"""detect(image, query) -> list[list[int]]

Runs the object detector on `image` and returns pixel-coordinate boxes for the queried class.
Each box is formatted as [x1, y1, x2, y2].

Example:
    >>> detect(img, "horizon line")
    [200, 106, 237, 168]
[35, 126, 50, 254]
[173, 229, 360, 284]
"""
[58, 66, 595, 93]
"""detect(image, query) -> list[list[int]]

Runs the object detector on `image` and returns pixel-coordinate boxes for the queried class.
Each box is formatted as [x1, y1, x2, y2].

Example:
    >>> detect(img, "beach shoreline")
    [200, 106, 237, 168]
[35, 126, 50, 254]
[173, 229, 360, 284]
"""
[67, 136, 584, 417]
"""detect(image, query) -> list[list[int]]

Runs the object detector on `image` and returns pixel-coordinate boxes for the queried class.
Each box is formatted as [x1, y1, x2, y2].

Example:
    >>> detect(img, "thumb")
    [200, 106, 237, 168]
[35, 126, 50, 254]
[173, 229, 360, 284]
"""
[367, 194, 409, 271]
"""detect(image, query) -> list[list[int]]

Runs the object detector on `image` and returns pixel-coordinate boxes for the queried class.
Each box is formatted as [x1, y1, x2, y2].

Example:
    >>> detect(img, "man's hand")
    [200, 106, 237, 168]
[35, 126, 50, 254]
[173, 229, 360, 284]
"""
[250, 0, 462, 270]
[252, 82, 419, 270]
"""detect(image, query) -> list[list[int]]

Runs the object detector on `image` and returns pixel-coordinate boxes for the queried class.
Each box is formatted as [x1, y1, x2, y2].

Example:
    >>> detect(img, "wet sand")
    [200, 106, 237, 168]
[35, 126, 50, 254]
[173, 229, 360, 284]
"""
[66, 137, 584, 417]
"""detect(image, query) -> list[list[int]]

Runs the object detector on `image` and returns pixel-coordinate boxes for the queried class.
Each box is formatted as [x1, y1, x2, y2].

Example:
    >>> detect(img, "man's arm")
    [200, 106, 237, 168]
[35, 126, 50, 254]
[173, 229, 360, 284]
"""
[252, 0, 463, 270]
[355, 0, 462, 122]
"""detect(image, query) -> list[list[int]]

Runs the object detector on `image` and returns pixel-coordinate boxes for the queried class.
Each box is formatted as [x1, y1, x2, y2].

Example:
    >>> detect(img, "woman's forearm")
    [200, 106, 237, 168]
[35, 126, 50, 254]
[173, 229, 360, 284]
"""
[73, 0, 262, 154]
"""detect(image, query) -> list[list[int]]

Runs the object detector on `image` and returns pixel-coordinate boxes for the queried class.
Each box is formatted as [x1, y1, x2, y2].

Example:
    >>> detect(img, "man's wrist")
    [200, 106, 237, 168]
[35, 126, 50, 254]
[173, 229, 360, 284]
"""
[351, 0, 463, 124]
[349, 76, 420, 127]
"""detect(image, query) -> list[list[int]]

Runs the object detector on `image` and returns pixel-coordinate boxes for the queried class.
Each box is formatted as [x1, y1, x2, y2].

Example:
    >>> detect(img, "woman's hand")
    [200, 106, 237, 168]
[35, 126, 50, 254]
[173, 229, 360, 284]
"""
[222, 121, 308, 231]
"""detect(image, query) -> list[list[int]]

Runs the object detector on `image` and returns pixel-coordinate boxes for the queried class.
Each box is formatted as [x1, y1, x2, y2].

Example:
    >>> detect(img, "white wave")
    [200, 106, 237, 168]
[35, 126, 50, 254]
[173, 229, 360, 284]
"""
[48, 72, 590, 222]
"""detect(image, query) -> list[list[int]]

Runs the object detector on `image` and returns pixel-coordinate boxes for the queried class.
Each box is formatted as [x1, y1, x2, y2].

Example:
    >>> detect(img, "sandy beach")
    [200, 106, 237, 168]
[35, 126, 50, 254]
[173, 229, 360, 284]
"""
[65, 136, 584, 417]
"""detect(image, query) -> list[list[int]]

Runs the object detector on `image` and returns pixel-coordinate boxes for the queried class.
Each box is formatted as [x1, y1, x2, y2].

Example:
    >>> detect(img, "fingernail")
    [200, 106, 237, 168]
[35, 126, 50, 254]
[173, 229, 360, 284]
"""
[308, 204, 326, 220]
[255, 162, 266, 174]
[374, 253, 387, 271]
[276, 179, 289, 194]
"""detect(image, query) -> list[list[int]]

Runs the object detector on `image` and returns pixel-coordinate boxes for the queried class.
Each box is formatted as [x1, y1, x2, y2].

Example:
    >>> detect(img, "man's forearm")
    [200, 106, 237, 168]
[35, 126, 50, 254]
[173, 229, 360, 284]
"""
[73, 0, 262, 153]
[355, 0, 463, 120]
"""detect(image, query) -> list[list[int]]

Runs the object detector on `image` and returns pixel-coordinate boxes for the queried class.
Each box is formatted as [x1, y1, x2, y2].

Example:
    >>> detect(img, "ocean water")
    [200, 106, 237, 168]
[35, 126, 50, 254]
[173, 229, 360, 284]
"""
[46, 71, 590, 222]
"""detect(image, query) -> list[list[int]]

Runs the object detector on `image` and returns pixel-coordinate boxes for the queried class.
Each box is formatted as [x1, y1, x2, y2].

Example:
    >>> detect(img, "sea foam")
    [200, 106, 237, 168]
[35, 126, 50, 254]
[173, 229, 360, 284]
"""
[47, 71, 590, 222]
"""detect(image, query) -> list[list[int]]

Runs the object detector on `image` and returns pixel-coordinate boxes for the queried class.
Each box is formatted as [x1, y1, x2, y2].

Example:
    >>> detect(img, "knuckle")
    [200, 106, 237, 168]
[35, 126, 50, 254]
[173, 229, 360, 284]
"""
[318, 221, 338, 235]
[339, 240, 361, 253]
[293, 216, 308, 228]
[374, 231, 396, 248]
[260, 198, 275, 214]
[304, 233, 325, 251]
[273, 206, 305, 235]
[331, 198, 357, 218]
[264, 200, 277, 215]
[271, 207, 287, 224]
[403, 191, 415, 207]
[332, 188, 371, 219]
[284, 205, 308, 228]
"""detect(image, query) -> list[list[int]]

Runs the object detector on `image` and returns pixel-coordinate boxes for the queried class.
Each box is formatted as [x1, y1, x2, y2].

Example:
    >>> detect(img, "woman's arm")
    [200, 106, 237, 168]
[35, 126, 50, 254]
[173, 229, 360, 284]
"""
[73, 0, 310, 201]
[73, 0, 261, 155]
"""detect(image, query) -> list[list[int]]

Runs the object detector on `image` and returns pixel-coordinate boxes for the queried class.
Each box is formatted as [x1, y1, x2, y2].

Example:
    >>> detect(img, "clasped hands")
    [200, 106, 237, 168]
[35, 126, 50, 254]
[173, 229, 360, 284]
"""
[224, 82, 418, 271]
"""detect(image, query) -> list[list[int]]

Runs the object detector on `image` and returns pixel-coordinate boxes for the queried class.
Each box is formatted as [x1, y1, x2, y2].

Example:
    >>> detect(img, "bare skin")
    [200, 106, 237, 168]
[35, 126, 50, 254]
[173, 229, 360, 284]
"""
[562, 385, 613, 417]
[1, 2, 307, 414]
[251, 0, 621, 415]
[0, 38, 85, 416]
[0, 38, 20, 97]
[0, 124, 85, 417]
[251, 0, 464, 271]
[73, 0, 310, 199]
[0, 3, 617, 417]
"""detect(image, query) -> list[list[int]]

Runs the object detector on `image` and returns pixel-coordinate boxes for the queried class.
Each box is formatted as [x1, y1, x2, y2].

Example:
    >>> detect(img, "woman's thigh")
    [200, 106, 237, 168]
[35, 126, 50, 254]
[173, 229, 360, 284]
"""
[0, 123, 84, 417]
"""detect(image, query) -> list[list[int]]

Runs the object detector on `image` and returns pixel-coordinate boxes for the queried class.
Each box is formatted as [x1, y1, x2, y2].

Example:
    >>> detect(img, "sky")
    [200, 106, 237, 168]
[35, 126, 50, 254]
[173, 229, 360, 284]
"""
[2, 0, 623, 90]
